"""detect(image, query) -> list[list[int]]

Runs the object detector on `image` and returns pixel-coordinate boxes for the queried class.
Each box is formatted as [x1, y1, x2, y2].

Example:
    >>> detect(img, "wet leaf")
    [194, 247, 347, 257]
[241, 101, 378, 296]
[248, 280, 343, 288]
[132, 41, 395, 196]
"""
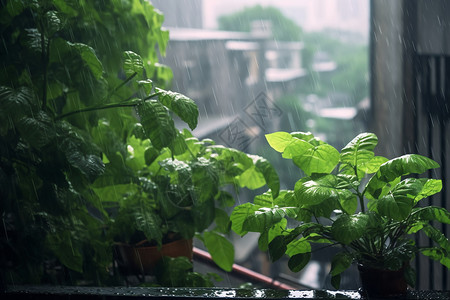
[294, 174, 353, 206]
[330, 252, 353, 276]
[340, 132, 378, 178]
[156, 88, 198, 130]
[265, 131, 293, 152]
[123, 50, 144, 77]
[203, 231, 234, 272]
[331, 213, 369, 244]
[136, 100, 177, 150]
[268, 236, 287, 261]
[288, 252, 311, 272]
[230, 203, 260, 236]
[366, 154, 440, 199]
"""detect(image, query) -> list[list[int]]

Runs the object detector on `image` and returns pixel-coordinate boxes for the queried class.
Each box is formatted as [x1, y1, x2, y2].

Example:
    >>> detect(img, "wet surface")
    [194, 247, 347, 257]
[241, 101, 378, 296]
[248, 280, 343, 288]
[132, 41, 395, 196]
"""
[2, 286, 450, 300]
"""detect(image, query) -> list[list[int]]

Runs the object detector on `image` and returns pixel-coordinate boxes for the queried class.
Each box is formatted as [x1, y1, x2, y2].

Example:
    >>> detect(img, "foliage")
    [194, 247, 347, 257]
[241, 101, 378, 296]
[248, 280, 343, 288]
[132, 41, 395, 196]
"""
[218, 5, 302, 41]
[232, 132, 450, 289]
[0, 0, 184, 285]
[98, 127, 279, 273]
[154, 256, 218, 287]
[0, 0, 280, 285]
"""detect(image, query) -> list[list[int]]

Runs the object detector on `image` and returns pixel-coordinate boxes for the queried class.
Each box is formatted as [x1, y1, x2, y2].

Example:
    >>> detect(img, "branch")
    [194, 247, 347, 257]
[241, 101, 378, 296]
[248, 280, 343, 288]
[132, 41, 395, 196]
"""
[55, 101, 137, 120]
[56, 91, 163, 120]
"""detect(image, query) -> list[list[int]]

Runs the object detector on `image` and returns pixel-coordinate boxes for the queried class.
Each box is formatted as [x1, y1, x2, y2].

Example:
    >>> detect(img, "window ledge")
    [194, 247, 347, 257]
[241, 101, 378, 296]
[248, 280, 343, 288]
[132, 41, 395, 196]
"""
[2, 286, 450, 300]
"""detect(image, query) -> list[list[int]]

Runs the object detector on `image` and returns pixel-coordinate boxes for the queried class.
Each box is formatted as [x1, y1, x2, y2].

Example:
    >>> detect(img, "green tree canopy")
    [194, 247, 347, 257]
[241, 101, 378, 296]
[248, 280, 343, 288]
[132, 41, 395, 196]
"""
[218, 5, 302, 41]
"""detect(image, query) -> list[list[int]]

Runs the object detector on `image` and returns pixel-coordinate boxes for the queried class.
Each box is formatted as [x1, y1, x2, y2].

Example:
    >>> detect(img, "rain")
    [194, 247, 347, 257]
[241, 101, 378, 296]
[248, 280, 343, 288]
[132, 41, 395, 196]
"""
[1, 0, 450, 298]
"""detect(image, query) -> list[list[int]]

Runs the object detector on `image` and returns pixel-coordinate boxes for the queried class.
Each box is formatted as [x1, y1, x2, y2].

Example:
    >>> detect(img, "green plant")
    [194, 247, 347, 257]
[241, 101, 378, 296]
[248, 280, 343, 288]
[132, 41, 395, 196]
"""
[0, 0, 280, 286]
[231, 131, 450, 289]
[0, 0, 188, 285]
[95, 126, 280, 273]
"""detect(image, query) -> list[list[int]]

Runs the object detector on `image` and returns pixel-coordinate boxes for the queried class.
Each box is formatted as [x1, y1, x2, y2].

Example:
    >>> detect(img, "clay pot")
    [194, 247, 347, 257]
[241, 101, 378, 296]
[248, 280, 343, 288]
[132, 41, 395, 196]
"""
[115, 238, 193, 275]
[358, 264, 407, 298]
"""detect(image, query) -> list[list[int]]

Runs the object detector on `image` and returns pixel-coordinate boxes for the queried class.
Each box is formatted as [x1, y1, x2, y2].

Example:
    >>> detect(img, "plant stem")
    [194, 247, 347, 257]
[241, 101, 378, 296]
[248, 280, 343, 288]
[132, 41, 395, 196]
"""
[358, 193, 365, 213]
[56, 101, 137, 120]
[56, 91, 163, 120]
[110, 72, 138, 96]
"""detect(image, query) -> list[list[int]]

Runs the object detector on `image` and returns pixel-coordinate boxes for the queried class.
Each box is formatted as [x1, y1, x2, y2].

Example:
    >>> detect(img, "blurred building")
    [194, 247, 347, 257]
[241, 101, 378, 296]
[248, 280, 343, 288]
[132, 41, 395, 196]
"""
[159, 25, 308, 146]
[151, 0, 203, 28]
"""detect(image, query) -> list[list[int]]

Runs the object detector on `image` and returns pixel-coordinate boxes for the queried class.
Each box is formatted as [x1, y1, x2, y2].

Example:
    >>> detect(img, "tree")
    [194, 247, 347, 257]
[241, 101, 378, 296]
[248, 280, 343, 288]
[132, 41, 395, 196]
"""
[218, 5, 302, 41]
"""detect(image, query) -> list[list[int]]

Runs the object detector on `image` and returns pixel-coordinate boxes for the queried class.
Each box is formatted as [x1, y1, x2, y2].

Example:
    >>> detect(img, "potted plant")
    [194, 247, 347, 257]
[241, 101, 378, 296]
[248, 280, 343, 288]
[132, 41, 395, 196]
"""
[92, 123, 280, 278]
[231, 131, 450, 297]
[0, 0, 210, 286]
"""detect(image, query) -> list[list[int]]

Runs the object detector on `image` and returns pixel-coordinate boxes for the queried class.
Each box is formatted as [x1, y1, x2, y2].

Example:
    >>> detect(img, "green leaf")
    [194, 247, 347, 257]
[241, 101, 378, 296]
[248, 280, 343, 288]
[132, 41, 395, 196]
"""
[268, 236, 287, 261]
[414, 179, 442, 203]
[265, 131, 293, 152]
[238, 166, 266, 190]
[274, 190, 298, 207]
[286, 238, 311, 257]
[258, 230, 270, 252]
[145, 146, 159, 165]
[360, 156, 388, 174]
[412, 206, 450, 224]
[282, 138, 313, 159]
[93, 183, 138, 203]
[71, 42, 104, 79]
[288, 252, 311, 272]
[331, 213, 369, 244]
[292, 143, 340, 175]
[243, 207, 297, 233]
[17, 112, 56, 149]
[156, 88, 198, 130]
[253, 191, 276, 207]
[268, 218, 288, 244]
[217, 190, 235, 208]
[0, 86, 36, 116]
[420, 248, 450, 268]
[404, 265, 416, 288]
[136, 100, 177, 150]
[340, 133, 378, 178]
[134, 210, 163, 247]
[203, 231, 234, 272]
[375, 178, 423, 221]
[422, 224, 450, 252]
[52, 0, 79, 17]
[192, 200, 215, 233]
[230, 203, 260, 236]
[59, 129, 105, 182]
[191, 158, 219, 203]
[331, 274, 341, 290]
[125, 135, 149, 171]
[252, 155, 280, 198]
[123, 50, 144, 77]
[214, 208, 231, 234]
[46, 231, 83, 273]
[294, 174, 353, 206]
[23, 28, 43, 53]
[366, 154, 440, 199]
[330, 252, 353, 276]
[155, 256, 194, 287]
[138, 79, 153, 95]
[43, 11, 61, 37]
[339, 192, 358, 215]
[290, 131, 315, 142]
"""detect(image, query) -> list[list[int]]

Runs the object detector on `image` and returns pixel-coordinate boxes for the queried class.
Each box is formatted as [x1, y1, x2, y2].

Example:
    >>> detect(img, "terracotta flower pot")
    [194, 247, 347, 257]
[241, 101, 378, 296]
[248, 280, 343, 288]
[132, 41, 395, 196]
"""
[358, 264, 407, 298]
[115, 238, 193, 275]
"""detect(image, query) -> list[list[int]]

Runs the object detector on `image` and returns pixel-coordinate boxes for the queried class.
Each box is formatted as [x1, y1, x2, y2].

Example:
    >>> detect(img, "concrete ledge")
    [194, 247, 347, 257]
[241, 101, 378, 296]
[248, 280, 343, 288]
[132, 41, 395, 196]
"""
[2, 286, 450, 300]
